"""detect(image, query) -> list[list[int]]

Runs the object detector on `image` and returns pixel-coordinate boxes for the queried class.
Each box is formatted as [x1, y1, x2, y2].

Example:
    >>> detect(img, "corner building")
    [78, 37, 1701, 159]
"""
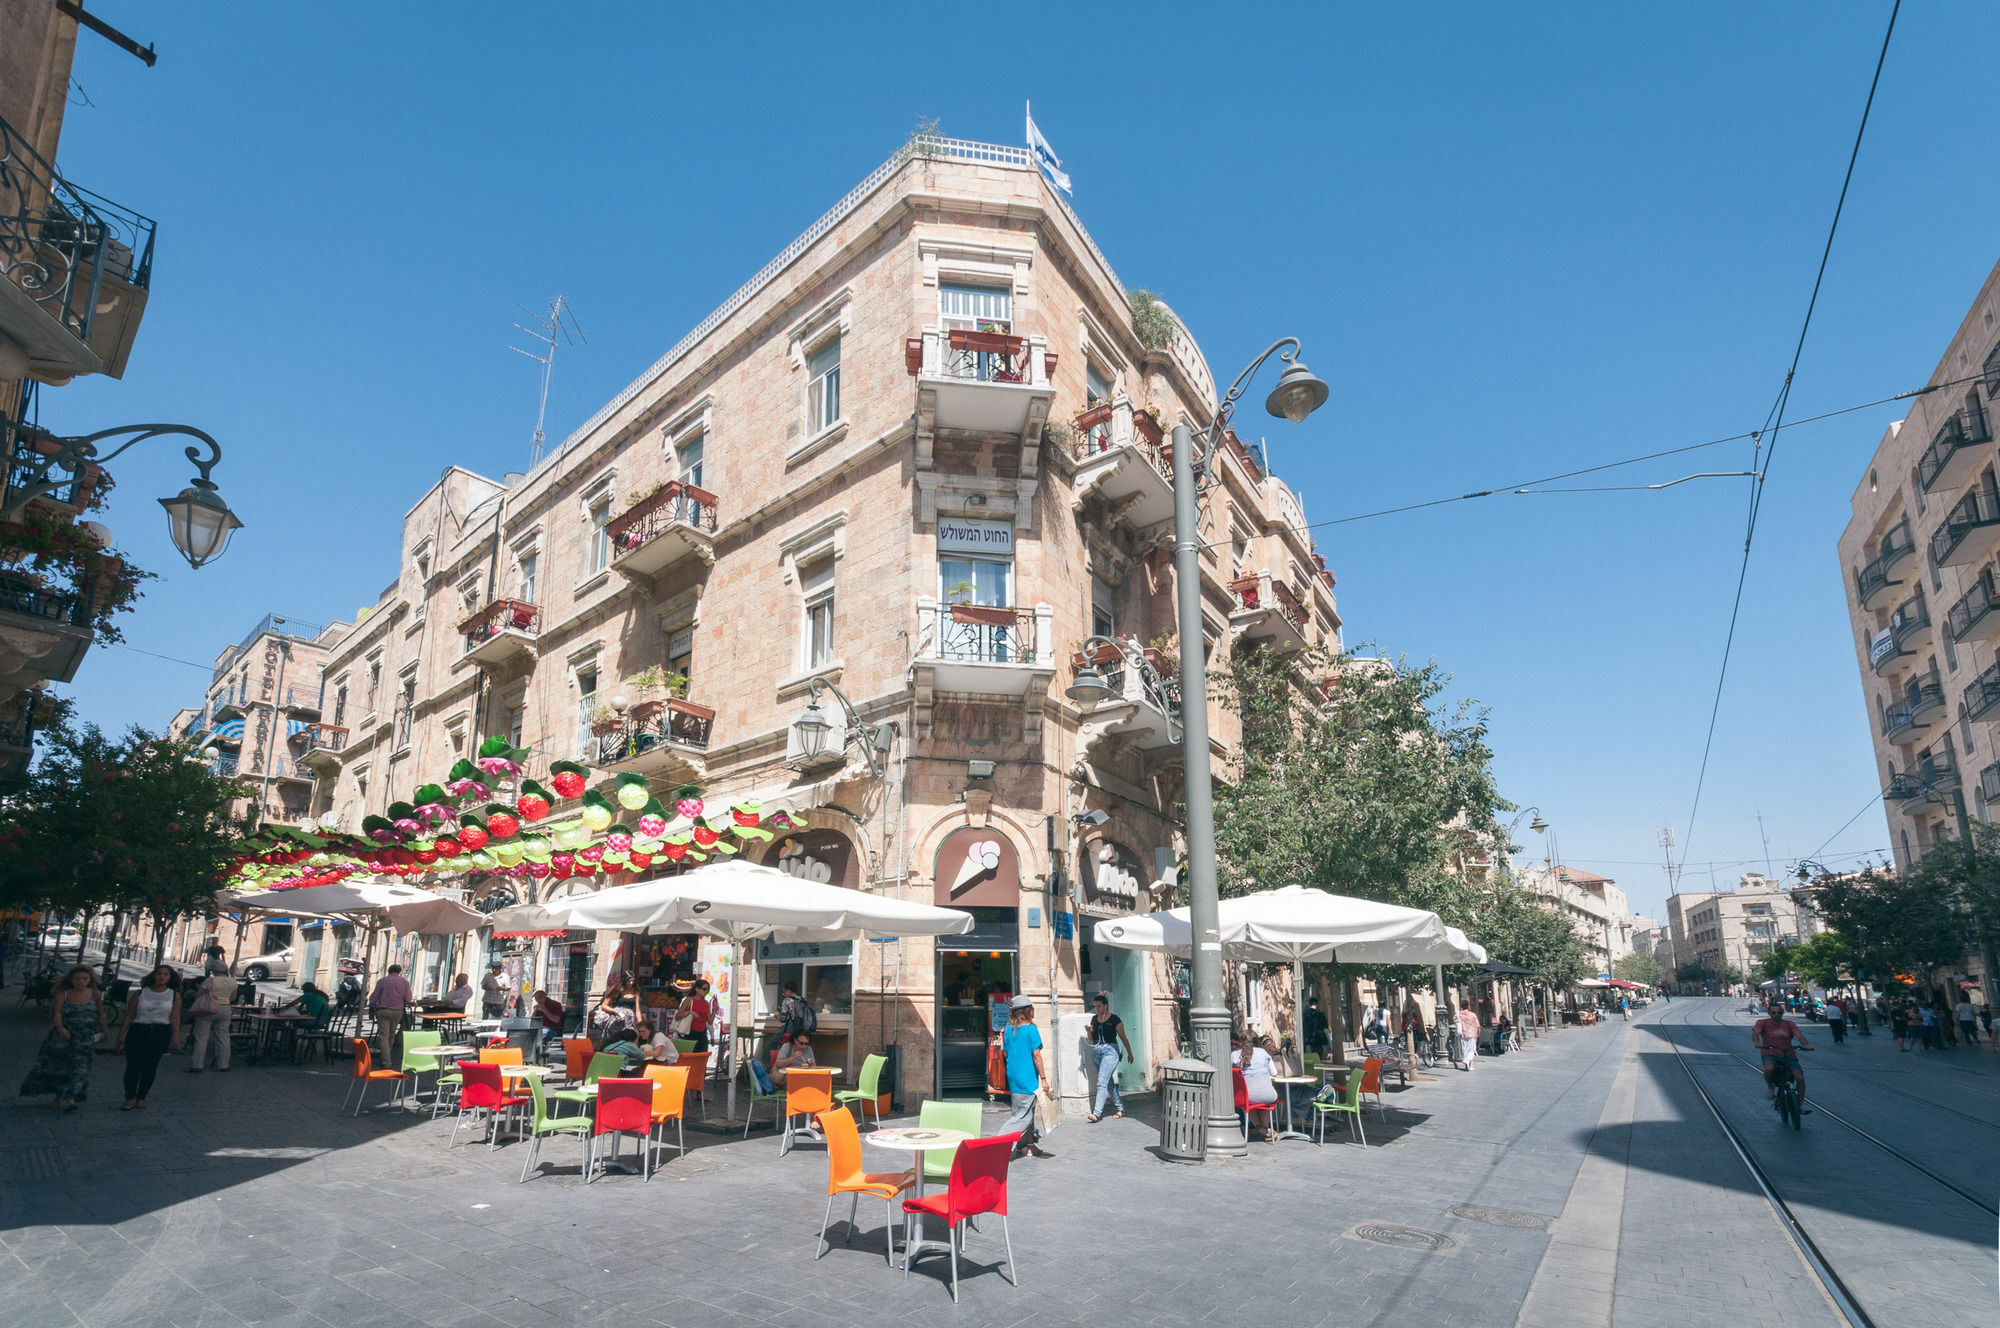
[298, 136, 1344, 1109]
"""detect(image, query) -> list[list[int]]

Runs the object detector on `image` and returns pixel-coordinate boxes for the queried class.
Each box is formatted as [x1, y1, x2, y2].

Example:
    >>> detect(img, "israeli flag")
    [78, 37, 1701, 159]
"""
[1026, 103, 1072, 196]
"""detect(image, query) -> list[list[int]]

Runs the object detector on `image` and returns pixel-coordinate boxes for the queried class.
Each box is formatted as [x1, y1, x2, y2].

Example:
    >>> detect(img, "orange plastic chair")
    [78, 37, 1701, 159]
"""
[1359, 1057, 1386, 1118]
[901, 1133, 1021, 1301]
[813, 1106, 914, 1265]
[641, 1064, 690, 1173]
[588, 1078, 655, 1181]
[479, 1046, 523, 1067]
[341, 1038, 408, 1116]
[560, 1037, 593, 1082]
[677, 1050, 710, 1118]
[451, 1061, 528, 1149]
[780, 1067, 834, 1156]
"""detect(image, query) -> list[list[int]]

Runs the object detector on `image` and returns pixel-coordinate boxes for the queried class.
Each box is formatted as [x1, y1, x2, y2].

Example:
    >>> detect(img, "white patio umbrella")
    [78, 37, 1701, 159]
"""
[233, 876, 485, 994]
[1091, 885, 1483, 1048]
[487, 859, 976, 1116]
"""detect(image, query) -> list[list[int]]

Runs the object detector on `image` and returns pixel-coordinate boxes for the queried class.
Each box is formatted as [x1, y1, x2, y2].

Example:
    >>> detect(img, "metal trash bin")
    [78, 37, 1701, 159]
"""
[1158, 1057, 1217, 1164]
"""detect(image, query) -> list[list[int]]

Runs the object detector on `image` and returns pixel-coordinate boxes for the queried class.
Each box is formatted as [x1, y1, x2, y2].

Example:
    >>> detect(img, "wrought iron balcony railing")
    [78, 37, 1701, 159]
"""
[592, 698, 716, 766]
[939, 327, 1029, 383]
[0, 113, 156, 349]
[459, 598, 541, 650]
[1071, 422, 1171, 481]
[297, 724, 346, 755]
[1928, 487, 2000, 566]
[1230, 575, 1310, 632]
[607, 480, 719, 553]
[1854, 522, 1915, 605]
[0, 570, 90, 628]
[921, 601, 1044, 665]
[1890, 594, 1930, 651]
[1916, 405, 1994, 492]
[1882, 671, 1945, 741]
[211, 753, 239, 777]
[1946, 573, 2000, 644]
[1965, 659, 2000, 723]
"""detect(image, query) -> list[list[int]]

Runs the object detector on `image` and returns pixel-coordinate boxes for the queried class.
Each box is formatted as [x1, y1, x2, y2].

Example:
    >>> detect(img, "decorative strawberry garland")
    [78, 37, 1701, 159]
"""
[221, 736, 793, 894]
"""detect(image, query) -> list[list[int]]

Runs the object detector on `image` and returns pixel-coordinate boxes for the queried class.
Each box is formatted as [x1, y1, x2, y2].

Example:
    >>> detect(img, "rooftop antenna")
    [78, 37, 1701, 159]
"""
[1657, 826, 1677, 894]
[510, 295, 587, 467]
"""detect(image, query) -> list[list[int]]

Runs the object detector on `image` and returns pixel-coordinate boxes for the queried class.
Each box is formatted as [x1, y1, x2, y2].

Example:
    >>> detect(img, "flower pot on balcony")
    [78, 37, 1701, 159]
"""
[591, 717, 623, 737]
[951, 328, 1024, 356]
[666, 698, 716, 722]
[1074, 402, 1114, 433]
[949, 602, 1017, 628]
[626, 700, 664, 723]
[1071, 643, 1122, 670]
[1132, 411, 1165, 447]
[509, 606, 535, 630]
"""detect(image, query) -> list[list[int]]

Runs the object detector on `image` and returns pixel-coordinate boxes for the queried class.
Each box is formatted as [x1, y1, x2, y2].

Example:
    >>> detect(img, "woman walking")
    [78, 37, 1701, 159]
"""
[1890, 999, 1910, 1051]
[1454, 1001, 1481, 1072]
[22, 967, 106, 1111]
[115, 965, 183, 1110]
[1085, 992, 1133, 1122]
[675, 977, 717, 1053]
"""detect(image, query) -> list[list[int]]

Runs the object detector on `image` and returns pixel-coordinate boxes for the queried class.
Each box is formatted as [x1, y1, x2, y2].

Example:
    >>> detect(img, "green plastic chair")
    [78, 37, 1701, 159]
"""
[743, 1062, 786, 1137]
[918, 1099, 983, 1185]
[1303, 1052, 1321, 1076]
[516, 1071, 593, 1182]
[547, 1051, 624, 1115]
[1311, 1070, 1366, 1146]
[833, 1054, 888, 1126]
[398, 1030, 443, 1110]
[672, 1038, 696, 1053]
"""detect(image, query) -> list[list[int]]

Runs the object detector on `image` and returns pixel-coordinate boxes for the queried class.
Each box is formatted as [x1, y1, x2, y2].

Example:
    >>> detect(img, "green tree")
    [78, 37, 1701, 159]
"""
[1784, 932, 1855, 990]
[1813, 860, 1974, 988]
[1612, 949, 1664, 987]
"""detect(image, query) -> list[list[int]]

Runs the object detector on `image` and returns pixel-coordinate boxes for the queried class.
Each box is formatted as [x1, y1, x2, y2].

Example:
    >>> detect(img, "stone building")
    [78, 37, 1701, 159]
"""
[1678, 874, 1822, 982]
[0, 2, 160, 780]
[186, 134, 1345, 1108]
[1514, 863, 1633, 972]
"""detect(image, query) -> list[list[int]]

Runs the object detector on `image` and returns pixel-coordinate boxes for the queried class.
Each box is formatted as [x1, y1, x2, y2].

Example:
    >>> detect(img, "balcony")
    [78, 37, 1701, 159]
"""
[1916, 405, 1993, 494]
[591, 698, 716, 782]
[1964, 659, 2000, 724]
[297, 724, 347, 772]
[1070, 414, 1175, 532]
[1853, 522, 1915, 609]
[0, 570, 92, 691]
[1946, 573, 2000, 646]
[4, 432, 104, 517]
[907, 326, 1057, 472]
[1228, 572, 1313, 653]
[211, 753, 239, 778]
[1073, 641, 1182, 756]
[0, 114, 156, 381]
[1982, 761, 2000, 804]
[1888, 750, 1959, 808]
[1866, 628, 1900, 677]
[458, 598, 540, 671]
[1886, 593, 1932, 665]
[1928, 486, 2000, 568]
[607, 481, 718, 584]
[910, 598, 1056, 742]
[1881, 671, 1946, 743]
[282, 683, 321, 713]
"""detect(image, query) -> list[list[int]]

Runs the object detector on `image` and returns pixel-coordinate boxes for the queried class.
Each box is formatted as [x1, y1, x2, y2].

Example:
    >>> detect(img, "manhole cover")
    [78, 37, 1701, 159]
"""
[396, 1163, 465, 1179]
[1343, 1222, 1459, 1254]
[1447, 1203, 1550, 1230]
[0, 1147, 67, 1181]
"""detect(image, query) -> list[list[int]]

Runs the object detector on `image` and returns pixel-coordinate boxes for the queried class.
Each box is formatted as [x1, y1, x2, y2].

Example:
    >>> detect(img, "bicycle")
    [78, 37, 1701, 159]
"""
[1771, 1047, 1811, 1130]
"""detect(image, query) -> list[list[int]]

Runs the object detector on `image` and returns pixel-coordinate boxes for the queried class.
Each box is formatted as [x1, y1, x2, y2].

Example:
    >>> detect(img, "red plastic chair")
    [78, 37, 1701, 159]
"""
[1233, 1068, 1278, 1141]
[901, 1133, 1021, 1302]
[589, 1078, 655, 1182]
[451, 1061, 527, 1150]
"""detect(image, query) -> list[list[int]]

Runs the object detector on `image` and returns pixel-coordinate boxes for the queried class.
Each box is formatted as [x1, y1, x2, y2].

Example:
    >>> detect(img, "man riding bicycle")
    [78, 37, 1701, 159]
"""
[1752, 1000, 1813, 1115]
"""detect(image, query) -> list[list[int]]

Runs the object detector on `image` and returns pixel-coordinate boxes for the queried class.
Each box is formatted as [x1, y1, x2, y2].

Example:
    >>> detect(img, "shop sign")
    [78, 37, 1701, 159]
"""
[1079, 839, 1147, 915]
[937, 518, 1013, 555]
[763, 828, 859, 891]
[933, 826, 1021, 908]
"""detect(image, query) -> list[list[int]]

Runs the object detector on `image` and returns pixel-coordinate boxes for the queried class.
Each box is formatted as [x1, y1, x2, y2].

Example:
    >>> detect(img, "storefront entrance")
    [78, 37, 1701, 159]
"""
[936, 947, 1015, 1098]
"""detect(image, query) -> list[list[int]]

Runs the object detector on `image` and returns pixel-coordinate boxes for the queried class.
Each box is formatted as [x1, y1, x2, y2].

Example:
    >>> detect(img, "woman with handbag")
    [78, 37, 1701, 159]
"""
[20, 967, 105, 1112]
[593, 972, 637, 1047]
[675, 977, 716, 1053]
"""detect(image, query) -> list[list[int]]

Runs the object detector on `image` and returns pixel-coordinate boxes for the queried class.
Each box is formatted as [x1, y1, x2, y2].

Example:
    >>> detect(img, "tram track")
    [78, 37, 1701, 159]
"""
[1653, 1000, 2000, 1328]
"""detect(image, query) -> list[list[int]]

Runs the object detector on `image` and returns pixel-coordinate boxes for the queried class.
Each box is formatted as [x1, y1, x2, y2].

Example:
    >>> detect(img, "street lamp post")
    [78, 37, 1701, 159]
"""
[1171, 337, 1329, 1158]
[0, 418, 243, 568]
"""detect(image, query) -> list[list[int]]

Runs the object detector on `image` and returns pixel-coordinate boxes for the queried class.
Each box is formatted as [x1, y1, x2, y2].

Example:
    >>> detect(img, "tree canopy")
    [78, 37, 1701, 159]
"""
[1612, 949, 1664, 987]
[1810, 851, 1986, 986]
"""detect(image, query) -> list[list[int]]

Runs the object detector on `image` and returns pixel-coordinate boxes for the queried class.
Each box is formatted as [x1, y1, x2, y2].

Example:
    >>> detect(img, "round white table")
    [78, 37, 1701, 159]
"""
[865, 1128, 975, 1270]
[497, 1063, 553, 1078]
[1270, 1076, 1316, 1142]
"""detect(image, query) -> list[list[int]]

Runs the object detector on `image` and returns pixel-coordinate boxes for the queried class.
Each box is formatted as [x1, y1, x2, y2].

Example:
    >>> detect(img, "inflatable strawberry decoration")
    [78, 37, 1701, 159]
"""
[615, 772, 650, 812]
[515, 780, 552, 822]
[549, 761, 588, 801]
[483, 804, 521, 839]
[636, 797, 668, 838]
[673, 784, 704, 820]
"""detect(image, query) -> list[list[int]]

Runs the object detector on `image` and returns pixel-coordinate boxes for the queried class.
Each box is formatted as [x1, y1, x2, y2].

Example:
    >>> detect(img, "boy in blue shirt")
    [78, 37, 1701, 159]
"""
[1000, 994, 1053, 1159]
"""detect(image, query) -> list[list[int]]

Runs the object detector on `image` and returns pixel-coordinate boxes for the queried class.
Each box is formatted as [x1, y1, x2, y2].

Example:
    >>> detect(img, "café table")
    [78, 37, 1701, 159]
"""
[1270, 1075, 1316, 1142]
[237, 1010, 315, 1064]
[864, 1127, 975, 1270]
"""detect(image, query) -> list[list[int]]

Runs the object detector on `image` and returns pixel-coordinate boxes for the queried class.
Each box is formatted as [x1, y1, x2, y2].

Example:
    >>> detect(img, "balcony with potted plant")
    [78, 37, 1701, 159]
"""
[592, 666, 715, 780]
[1067, 636, 1181, 756]
[910, 592, 1055, 741]
[297, 723, 348, 773]
[1071, 400, 1175, 532]
[607, 480, 718, 584]
[906, 323, 1058, 471]
[457, 597, 541, 670]
[1227, 570, 1312, 653]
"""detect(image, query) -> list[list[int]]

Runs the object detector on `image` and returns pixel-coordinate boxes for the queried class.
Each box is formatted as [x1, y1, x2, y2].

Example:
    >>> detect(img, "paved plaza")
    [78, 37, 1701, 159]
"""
[1, 998, 1992, 1328]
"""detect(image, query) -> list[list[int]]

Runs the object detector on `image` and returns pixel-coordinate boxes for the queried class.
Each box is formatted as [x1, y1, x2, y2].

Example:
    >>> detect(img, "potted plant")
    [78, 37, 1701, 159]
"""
[1074, 400, 1114, 434]
[588, 703, 622, 736]
[1132, 407, 1165, 447]
[1070, 639, 1122, 670]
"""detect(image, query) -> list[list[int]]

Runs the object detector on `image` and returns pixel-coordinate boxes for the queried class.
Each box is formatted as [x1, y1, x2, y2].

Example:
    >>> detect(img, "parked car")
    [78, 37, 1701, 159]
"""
[235, 947, 295, 983]
[36, 926, 84, 950]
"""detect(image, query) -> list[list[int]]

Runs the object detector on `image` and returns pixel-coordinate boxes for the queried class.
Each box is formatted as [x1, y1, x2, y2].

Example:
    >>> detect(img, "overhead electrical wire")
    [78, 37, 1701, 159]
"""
[1677, 0, 1901, 866]
[1805, 792, 1890, 864]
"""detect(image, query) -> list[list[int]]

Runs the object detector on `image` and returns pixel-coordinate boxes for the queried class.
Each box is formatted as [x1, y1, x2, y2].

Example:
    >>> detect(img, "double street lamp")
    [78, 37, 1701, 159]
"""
[1, 419, 243, 569]
[1171, 337, 1329, 1157]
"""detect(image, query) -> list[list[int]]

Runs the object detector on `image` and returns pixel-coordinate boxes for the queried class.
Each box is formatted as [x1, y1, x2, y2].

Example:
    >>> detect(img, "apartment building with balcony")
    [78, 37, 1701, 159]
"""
[0, 2, 158, 780]
[204, 134, 1344, 1105]
[1515, 864, 1633, 972]
[1840, 259, 2000, 870]
[1679, 875, 1822, 981]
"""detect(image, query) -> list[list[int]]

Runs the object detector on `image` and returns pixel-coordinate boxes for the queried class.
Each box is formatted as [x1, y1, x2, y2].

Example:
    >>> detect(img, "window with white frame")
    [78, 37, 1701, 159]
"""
[575, 666, 600, 757]
[414, 548, 433, 617]
[1084, 361, 1113, 452]
[939, 283, 1012, 332]
[515, 548, 539, 604]
[801, 558, 836, 670]
[807, 337, 841, 433]
[588, 499, 611, 575]
[677, 435, 704, 490]
[505, 704, 524, 749]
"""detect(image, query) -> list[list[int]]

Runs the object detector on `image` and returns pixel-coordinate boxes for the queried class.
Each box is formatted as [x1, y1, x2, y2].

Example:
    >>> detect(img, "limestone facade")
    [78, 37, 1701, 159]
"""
[171, 138, 1348, 1104]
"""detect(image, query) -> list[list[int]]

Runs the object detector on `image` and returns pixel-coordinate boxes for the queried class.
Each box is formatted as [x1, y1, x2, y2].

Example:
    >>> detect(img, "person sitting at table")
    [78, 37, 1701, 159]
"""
[772, 1030, 815, 1079]
[1230, 1032, 1280, 1137]
[531, 989, 565, 1057]
[275, 982, 330, 1024]
[443, 973, 474, 1011]
[601, 1028, 647, 1075]
[635, 1019, 679, 1064]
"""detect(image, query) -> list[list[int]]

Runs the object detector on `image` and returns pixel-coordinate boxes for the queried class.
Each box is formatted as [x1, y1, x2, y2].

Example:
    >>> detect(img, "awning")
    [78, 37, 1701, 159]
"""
[287, 719, 314, 736]
[211, 717, 245, 740]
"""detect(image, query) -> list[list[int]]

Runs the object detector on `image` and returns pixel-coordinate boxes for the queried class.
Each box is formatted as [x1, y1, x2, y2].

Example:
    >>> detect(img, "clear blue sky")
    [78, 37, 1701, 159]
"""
[48, 4, 1998, 921]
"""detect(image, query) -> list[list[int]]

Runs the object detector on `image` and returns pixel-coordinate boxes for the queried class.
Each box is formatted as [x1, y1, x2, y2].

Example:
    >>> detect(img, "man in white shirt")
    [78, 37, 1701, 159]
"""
[480, 963, 511, 1019]
[186, 970, 238, 1072]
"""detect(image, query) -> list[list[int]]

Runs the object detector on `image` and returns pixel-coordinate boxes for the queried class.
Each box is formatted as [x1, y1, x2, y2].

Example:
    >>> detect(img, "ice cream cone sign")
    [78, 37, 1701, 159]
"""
[952, 838, 1003, 895]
